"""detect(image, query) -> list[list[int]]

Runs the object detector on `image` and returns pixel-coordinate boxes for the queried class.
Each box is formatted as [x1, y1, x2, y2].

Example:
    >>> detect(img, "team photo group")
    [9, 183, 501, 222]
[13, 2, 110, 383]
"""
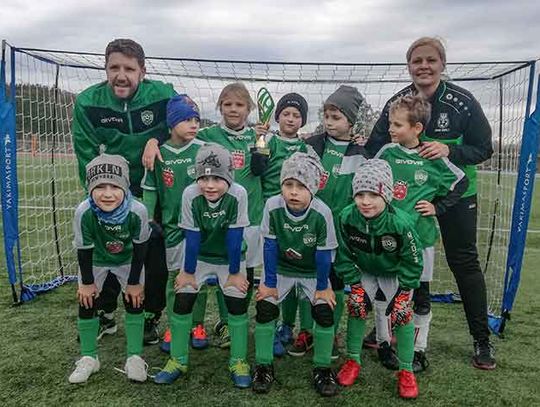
[69, 36, 496, 399]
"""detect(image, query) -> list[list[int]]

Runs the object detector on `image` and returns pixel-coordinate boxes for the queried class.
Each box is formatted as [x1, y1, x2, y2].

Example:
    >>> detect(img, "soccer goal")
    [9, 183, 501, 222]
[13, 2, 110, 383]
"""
[1, 41, 538, 334]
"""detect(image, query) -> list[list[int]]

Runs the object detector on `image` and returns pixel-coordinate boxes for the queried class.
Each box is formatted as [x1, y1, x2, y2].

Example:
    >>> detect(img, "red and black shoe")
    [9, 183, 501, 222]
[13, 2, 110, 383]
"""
[397, 369, 419, 399]
[337, 359, 361, 387]
[287, 330, 313, 357]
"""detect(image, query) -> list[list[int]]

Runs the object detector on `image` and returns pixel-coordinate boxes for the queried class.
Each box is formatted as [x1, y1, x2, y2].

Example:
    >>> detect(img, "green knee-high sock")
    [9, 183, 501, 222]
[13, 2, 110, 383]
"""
[78, 317, 99, 358]
[313, 323, 334, 368]
[333, 289, 345, 334]
[255, 320, 276, 365]
[395, 322, 415, 371]
[125, 312, 144, 356]
[228, 313, 248, 363]
[216, 288, 228, 324]
[166, 272, 176, 320]
[170, 311, 192, 365]
[281, 289, 298, 327]
[346, 317, 366, 364]
[299, 296, 314, 332]
[192, 284, 208, 326]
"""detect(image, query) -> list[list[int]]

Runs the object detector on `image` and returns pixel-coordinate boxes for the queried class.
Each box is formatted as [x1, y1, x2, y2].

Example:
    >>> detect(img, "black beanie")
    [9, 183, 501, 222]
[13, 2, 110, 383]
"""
[324, 85, 364, 125]
[275, 93, 308, 127]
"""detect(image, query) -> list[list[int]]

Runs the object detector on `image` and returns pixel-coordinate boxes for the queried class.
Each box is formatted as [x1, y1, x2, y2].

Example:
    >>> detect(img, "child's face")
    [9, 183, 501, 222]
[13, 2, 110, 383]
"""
[197, 176, 229, 202]
[91, 184, 125, 212]
[105, 52, 145, 100]
[324, 107, 352, 140]
[281, 179, 312, 212]
[171, 117, 200, 143]
[220, 94, 250, 130]
[354, 191, 386, 218]
[389, 108, 423, 147]
[278, 107, 303, 138]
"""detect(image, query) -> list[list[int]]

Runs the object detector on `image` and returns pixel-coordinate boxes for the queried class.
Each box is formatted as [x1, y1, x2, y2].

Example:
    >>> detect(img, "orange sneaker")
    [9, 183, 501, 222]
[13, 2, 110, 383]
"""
[337, 359, 361, 386]
[397, 369, 418, 399]
[191, 324, 209, 350]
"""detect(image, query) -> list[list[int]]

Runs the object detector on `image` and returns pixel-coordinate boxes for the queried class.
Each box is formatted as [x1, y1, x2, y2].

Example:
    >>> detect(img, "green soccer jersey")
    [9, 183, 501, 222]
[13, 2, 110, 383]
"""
[335, 203, 423, 290]
[262, 133, 308, 200]
[141, 139, 204, 248]
[73, 199, 151, 267]
[316, 138, 354, 220]
[375, 143, 465, 247]
[261, 195, 338, 278]
[179, 182, 250, 265]
[197, 125, 263, 225]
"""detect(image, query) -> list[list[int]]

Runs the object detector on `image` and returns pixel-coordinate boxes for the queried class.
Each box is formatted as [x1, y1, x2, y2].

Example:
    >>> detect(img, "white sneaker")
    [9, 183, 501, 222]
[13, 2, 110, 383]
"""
[124, 355, 148, 382]
[69, 356, 100, 384]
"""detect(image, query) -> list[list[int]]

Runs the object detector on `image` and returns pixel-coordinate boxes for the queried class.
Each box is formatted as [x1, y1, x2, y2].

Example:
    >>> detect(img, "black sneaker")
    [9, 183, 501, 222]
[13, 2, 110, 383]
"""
[363, 327, 378, 349]
[472, 339, 496, 370]
[412, 350, 430, 373]
[144, 318, 160, 345]
[252, 364, 275, 394]
[377, 341, 399, 371]
[312, 367, 339, 397]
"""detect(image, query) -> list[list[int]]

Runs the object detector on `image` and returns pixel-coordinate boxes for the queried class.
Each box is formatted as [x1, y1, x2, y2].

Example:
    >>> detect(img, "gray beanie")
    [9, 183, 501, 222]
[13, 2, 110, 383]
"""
[86, 153, 130, 194]
[352, 159, 394, 203]
[195, 143, 234, 185]
[275, 93, 308, 127]
[325, 85, 364, 125]
[280, 151, 324, 196]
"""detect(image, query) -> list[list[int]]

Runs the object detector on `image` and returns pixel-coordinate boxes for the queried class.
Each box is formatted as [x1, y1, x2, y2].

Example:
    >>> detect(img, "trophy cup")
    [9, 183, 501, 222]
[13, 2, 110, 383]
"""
[255, 87, 275, 156]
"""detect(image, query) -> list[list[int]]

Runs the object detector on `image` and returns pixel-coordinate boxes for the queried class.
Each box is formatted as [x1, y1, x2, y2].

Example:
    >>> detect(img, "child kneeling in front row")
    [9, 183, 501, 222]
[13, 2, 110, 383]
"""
[254, 151, 339, 397]
[154, 143, 252, 388]
[335, 159, 423, 399]
[70, 154, 151, 384]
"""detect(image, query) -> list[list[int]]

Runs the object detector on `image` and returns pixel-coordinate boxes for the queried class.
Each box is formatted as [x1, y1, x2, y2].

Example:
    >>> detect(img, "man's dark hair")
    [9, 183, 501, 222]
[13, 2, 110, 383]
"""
[105, 39, 145, 68]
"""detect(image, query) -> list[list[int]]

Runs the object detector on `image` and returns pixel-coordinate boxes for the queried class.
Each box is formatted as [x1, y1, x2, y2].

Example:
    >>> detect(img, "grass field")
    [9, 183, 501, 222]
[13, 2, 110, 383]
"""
[1, 156, 539, 406]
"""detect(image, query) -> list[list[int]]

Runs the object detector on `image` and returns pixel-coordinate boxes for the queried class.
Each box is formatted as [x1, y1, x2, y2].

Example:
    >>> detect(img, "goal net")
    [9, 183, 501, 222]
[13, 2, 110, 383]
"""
[1, 43, 537, 333]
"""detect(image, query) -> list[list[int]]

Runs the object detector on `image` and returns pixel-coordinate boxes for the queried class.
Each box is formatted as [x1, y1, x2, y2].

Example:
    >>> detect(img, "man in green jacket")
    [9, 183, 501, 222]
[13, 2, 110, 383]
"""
[72, 38, 176, 345]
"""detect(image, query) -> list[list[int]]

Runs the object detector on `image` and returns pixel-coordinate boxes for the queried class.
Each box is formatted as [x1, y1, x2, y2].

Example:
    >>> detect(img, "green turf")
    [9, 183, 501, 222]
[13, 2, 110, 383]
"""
[1, 156, 539, 405]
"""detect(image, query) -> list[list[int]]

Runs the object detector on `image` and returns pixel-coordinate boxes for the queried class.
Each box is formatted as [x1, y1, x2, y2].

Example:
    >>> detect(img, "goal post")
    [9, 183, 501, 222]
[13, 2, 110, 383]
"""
[1, 42, 538, 334]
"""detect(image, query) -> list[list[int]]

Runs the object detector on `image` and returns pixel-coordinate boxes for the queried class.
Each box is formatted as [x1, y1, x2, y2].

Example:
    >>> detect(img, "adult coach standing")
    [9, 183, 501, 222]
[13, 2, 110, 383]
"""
[72, 39, 176, 344]
[365, 37, 496, 370]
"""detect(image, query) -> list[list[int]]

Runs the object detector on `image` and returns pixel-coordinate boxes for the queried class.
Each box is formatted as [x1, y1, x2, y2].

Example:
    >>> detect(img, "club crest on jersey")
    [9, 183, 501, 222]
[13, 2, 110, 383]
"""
[381, 235, 398, 252]
[303, 233, 317, 247]
[319, 171, 329, 190]
[106, 240, 124, 254]
[162, 167, 174, 187]
[232, 150, 245, 169]
[187, 165, 196, 179]
[141, 110, 154, 126]
[414, 169, 428, 186]
[285, 248, 303, 260]
[393, 181, 408, 200]
[332, 164, 341, 177]
[437, 113, 449, 130]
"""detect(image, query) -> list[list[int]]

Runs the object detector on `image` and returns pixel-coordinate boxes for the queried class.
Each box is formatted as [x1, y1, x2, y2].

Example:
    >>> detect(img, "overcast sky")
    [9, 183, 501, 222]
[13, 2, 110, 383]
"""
[3, 0, 540, 63]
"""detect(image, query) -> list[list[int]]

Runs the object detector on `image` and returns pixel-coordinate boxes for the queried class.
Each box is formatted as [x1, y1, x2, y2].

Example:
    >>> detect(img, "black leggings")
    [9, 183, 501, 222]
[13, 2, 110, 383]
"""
[437, 195, 490, 341]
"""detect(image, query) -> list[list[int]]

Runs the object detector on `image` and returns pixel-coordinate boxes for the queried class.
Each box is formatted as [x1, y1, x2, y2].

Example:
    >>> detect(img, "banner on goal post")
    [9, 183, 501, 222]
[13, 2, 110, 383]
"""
[499, 76, 540, 334]
[0, 48, 22, 300]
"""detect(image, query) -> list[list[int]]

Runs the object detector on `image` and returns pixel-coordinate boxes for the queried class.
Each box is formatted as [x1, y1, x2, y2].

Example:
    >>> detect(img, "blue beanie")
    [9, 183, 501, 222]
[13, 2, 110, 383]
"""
[166, 94, 200, 129]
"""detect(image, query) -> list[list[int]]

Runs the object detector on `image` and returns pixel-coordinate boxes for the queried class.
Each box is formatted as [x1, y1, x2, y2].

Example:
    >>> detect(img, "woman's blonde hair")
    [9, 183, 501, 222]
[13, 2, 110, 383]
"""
[406, 37, 446, 67]
[216, 82, 256, 112]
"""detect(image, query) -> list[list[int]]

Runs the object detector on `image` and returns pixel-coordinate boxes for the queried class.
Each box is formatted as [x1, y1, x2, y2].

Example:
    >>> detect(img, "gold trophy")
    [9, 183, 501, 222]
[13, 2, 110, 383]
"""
[256, 87, 274, 156]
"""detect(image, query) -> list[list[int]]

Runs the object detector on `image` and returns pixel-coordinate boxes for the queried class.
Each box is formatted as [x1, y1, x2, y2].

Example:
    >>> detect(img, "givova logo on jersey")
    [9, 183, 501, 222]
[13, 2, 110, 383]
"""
[393, 180, 408, 200]
[162, 167, 174, 187]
